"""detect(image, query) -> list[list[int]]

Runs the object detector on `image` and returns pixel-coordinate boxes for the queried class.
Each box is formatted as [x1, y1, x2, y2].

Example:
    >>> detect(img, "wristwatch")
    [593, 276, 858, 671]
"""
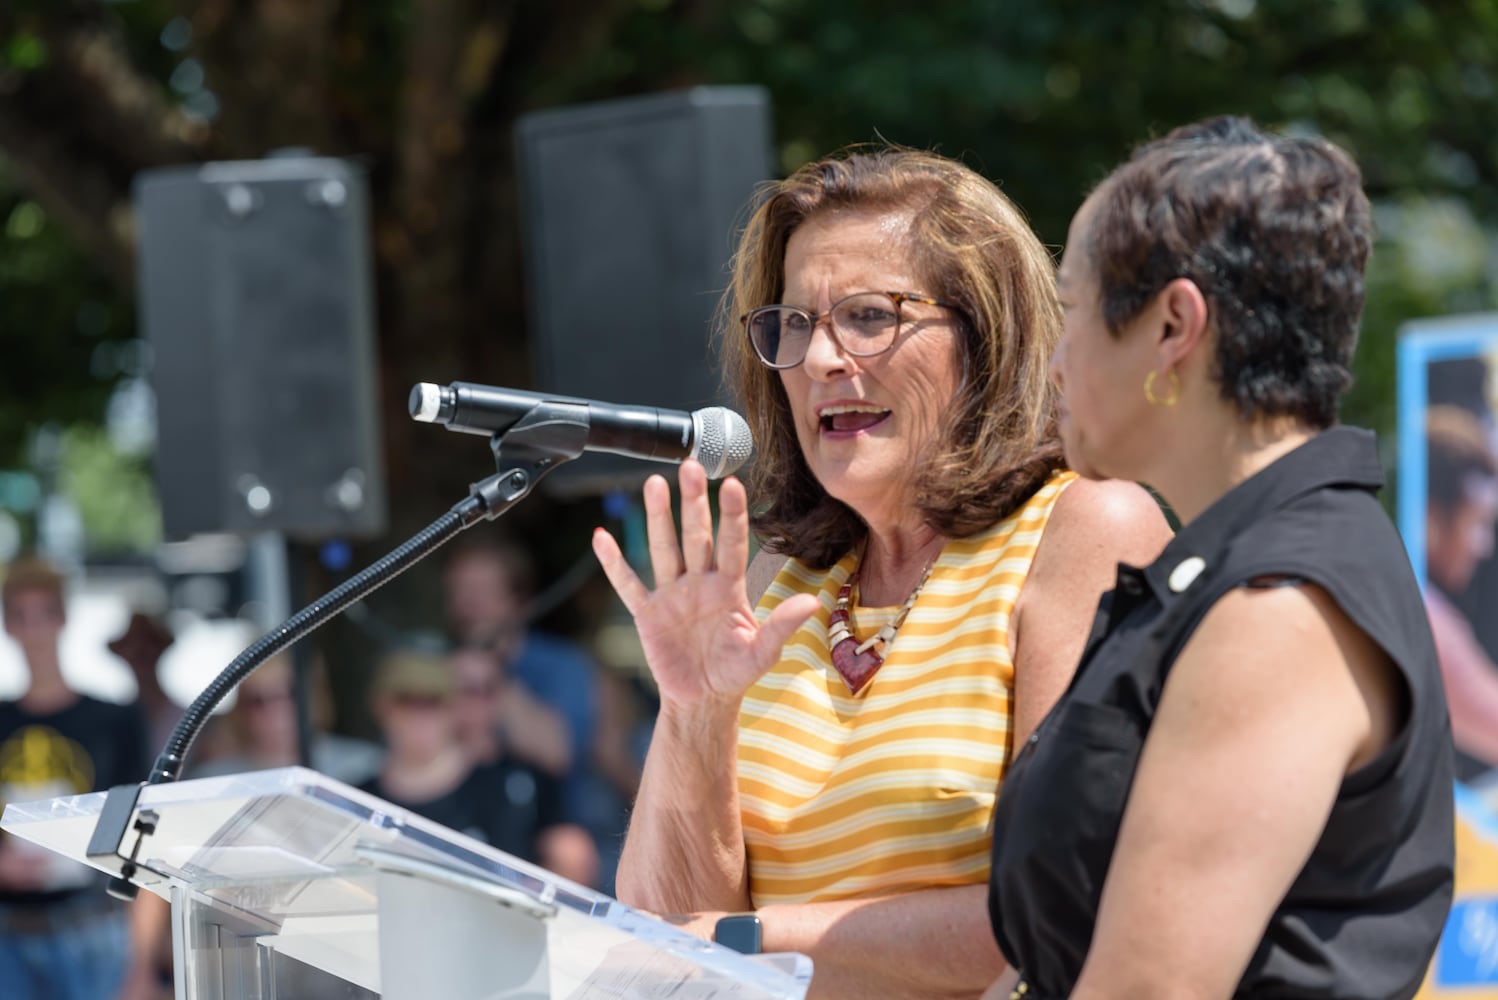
[713, 912, 762, 955]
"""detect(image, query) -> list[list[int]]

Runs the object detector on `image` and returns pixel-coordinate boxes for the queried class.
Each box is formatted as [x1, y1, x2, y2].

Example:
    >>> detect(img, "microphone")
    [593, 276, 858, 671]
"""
[410, 382, 754, 480]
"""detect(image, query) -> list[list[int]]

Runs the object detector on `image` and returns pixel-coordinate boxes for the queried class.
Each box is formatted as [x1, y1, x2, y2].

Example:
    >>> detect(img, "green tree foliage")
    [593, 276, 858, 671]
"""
[595, 0, 1498, 435]
[0, 168, 135, 470]
[0, 0, 1494, 553]
[56, 424, 161, 554]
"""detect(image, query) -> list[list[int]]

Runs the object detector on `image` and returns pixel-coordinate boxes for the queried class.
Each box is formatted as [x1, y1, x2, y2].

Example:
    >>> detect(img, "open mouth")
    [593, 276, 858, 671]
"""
[819, 403, 892, 434]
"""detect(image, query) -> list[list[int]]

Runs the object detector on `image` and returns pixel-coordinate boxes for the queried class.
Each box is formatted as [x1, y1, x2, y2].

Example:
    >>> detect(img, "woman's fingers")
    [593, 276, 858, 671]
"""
[592, 527, 651, 617]
[753, 593, 821, 666]
[678, 460, 715, 574]
[609, 464, 755, 624]
[715, 477, 751, 580]
[642, 473, 683, 587]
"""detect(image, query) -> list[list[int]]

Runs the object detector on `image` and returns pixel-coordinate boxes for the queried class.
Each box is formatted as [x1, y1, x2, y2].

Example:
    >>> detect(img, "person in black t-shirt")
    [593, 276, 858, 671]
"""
[0, 556, 159, 1000]
[359, 648, 593, 880]
[449, 642, 599, 886]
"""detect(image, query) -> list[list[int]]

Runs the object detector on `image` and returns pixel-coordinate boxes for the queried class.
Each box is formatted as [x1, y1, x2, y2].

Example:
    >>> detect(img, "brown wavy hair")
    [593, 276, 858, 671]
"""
[721, 147, 1065, 568]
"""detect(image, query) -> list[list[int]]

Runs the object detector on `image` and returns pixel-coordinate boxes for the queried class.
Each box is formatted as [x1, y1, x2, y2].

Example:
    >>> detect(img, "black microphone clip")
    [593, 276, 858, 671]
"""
[409, 382, 753, 479]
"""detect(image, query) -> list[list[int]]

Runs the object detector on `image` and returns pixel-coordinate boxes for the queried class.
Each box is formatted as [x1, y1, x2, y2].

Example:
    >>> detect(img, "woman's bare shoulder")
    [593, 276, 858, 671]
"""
[1041, 477, 1173, 571]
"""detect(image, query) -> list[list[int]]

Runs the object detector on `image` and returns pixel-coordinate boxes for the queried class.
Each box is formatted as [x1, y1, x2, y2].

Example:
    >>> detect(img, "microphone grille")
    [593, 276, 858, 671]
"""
[691, 407, 754, 479]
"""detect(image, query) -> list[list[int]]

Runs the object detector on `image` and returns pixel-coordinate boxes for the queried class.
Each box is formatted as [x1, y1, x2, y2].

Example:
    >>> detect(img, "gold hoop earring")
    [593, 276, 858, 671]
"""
[1144, 370, 1181, 407]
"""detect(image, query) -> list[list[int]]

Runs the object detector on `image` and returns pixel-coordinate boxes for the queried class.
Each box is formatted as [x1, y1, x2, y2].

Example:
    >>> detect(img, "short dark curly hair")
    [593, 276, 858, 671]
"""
[1086, 116, 1372, 429]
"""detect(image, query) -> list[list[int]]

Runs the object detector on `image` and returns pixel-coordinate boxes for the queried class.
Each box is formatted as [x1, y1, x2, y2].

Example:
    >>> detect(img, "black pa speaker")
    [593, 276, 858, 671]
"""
[134, 158, 387, 541]
[514, 87, 774, 494]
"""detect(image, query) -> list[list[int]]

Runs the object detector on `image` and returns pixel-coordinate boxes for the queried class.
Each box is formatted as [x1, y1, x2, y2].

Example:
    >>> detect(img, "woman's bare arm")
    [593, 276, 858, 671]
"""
[1011, 479, 1172, 745]
[594, 463, 818, 912]
[1070, 583, 1403, 1000]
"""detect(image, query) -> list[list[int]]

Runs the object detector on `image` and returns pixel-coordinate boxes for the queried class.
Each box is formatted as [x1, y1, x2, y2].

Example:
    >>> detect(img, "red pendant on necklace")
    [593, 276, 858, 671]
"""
[829, 582, 883, 694]
[827, 559, 934, 696]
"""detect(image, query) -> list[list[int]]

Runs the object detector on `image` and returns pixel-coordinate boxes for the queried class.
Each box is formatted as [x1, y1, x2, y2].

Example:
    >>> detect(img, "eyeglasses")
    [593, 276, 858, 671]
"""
[742, 290, 964, 370]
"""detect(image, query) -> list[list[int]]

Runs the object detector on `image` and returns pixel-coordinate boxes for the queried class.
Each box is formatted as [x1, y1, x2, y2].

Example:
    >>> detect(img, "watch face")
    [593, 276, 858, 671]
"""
[714, 914, 763, 955]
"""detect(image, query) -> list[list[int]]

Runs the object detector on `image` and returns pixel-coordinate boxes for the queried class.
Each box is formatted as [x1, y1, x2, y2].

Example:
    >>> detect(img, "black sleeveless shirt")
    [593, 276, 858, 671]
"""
[987, 428, 1455, 999]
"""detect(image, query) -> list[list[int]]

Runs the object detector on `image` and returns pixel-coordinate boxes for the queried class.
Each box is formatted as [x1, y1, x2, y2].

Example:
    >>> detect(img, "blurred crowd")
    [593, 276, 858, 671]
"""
[9, 375, 1498, 997]
[0, 538, 658, 999]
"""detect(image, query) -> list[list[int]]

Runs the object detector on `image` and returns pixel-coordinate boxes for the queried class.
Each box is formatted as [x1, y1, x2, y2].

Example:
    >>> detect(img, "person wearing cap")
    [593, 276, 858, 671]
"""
[108, 613, 181, 755]
[359, 648, 597, 884]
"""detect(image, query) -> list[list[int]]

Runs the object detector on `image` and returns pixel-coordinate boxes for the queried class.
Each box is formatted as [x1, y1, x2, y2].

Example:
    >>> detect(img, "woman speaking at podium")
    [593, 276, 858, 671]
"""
[592, 147, 1169, 997]
[984, 117, 1455, 1000]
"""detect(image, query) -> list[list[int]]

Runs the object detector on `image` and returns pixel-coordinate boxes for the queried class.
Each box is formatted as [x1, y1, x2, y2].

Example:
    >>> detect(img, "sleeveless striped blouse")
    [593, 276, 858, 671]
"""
[738, 471, 1077, 905]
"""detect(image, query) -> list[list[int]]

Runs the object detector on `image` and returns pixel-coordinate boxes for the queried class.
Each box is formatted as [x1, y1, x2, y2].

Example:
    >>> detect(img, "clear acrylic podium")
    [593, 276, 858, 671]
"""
[0, 767, 812, 999]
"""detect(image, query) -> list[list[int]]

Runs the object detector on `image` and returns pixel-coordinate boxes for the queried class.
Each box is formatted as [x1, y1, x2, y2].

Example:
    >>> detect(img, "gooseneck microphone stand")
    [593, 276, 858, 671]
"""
[87, 401, 594, 901]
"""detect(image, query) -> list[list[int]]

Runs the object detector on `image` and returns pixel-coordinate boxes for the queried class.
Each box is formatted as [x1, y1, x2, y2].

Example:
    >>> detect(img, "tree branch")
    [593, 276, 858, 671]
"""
[34, 17, 209, 170]
[0, 8, 208, 288]
[188, 0, 340, 156]
[394, 0, 474, 251]
[0, 102, 133, 288]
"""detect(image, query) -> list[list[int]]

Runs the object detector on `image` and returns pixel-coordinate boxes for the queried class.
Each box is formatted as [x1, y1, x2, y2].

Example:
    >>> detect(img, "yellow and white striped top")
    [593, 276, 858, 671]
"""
[738, 471, 1076, 905]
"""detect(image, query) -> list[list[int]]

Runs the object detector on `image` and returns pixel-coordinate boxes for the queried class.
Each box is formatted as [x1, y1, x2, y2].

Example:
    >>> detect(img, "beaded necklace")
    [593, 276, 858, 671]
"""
[828, 554, 935, 695]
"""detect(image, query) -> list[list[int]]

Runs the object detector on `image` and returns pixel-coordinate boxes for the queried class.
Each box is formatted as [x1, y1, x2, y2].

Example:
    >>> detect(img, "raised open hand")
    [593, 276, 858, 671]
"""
[592, 461, 820, 710]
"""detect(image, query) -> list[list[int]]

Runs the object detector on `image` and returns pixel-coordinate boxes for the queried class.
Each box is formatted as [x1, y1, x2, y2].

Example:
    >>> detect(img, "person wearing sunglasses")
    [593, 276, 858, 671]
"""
[592, 147, 1171, 996]
[358, 648, 595, 881]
